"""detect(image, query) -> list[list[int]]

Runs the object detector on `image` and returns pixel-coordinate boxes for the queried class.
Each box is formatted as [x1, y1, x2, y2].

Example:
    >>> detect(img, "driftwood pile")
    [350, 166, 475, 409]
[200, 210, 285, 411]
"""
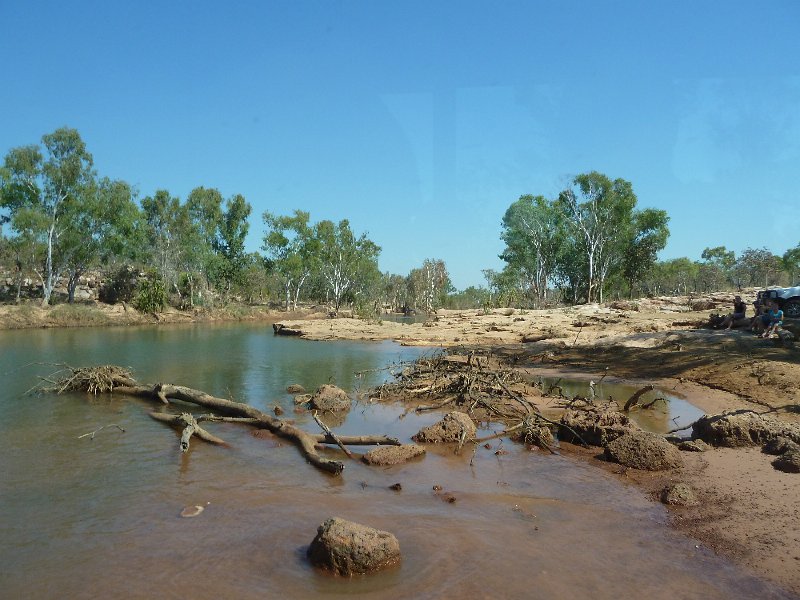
[45, 365, 400, 475]
[371, 350, 582, 452]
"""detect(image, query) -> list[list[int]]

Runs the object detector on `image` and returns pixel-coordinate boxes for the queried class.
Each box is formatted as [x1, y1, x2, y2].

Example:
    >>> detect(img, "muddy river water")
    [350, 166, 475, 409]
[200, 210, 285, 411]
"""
[0, 323, 793, 599]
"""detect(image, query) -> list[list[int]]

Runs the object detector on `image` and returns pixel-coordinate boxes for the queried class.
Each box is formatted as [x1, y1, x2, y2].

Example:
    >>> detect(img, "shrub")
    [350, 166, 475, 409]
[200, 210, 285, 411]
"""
[133, 273, 166, 313]
[100, 266, 139, 304]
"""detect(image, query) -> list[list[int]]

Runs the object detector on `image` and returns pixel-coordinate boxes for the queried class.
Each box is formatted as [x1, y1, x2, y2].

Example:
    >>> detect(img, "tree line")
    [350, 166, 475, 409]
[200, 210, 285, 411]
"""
[2, 128, 796, 314]
[0, 127, 453, 314]
[491, 172, 799, 306]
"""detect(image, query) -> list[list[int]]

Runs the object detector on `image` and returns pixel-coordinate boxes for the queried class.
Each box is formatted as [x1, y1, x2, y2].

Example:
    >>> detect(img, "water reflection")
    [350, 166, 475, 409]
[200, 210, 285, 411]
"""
[538, 376, 705, 434]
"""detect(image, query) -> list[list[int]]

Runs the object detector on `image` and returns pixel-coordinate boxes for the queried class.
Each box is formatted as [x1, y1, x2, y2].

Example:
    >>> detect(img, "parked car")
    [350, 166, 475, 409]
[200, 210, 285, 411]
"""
[760, 285, 800, 319]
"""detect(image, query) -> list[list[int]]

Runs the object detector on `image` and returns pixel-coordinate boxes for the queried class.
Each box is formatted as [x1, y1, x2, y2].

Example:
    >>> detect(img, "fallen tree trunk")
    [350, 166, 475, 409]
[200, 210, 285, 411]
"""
[49, 366, 400, 475]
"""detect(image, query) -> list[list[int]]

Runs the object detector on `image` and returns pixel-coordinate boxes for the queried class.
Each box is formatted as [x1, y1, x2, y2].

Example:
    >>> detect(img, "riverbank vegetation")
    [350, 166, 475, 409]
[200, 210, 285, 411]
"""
[1, 127, 798, 319]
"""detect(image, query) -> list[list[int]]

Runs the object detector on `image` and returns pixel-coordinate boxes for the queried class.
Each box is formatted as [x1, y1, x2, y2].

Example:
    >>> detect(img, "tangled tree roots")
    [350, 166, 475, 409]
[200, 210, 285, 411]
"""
[372, 349, 587, 451]
[44, 365, 400, 475]
[51, 365, 137, 394]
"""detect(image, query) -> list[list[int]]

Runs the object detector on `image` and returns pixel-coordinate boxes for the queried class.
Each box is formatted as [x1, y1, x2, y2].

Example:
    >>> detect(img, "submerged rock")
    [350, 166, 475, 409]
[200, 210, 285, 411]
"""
[660, 483, 699, 506]
[362, 444, 426, 466]
[559, 408, 634, 447]
[286, 383, 306, 394]
[604, 430, 683, 471]
[412, 411, 476, 444]
[307, 517, 401, 576]
[293, 393, 312, 406]
[692, 411, 800, 448]
[310, 385, 351, 412]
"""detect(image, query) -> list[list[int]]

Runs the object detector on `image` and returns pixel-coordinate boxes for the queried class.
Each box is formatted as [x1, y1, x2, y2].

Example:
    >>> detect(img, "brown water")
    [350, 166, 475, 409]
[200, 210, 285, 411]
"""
[0, 324, 793, 599]
[537, 376, 706, 435]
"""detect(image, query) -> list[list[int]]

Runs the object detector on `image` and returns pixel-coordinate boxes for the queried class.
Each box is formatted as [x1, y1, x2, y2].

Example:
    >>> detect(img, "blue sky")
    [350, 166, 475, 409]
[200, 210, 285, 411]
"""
[1, 1, 798, 289]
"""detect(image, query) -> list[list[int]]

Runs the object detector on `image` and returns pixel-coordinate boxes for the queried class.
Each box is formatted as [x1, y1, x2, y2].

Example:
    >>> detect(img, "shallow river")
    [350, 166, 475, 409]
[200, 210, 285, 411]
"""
[0, 323, 792, 599]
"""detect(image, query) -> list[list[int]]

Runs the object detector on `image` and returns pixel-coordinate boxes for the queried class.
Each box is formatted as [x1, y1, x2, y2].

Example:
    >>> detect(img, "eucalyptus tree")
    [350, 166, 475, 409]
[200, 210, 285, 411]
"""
[408, 259, 451, 313]
[620, 208, 670, 298]
[184, 186, 224, 300]
[61, 178, 141, 302]
[499, 195, 564, 306]
[262, 210, 317, 310]
[213, 194, 251, 299]
[0, 127, 96, 305]
[381, 272, 408, 313]
[141, 189, 183, 285]
[781, 244, 800, 285]
[313, 219, 380, 312]
[557, 172, 637, 303]
[698, 246, 736, 290]
[733, 247, 782, 288]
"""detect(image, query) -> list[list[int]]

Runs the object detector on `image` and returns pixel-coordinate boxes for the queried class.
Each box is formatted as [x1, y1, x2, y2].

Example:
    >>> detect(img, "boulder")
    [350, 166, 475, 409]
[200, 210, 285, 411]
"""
[604, 430, 683, 471]
[412, 411, 476, 444]
[660, 483, 699, 506]
[773, 449, 800, 473]
[559, 408, 634, 447]
[762, 436, 800, 456]
[362, 444, 426, 466]
[310, 385, 351, 412]
[692, 410, 800, 448]
[691, 300, 716, 311]
[609, 300, 639, 312]
[307, 517, 401, 576]
[677, 439, 711, 452]
[514, 424, 556, 449]
[273, 323, 303, 336]
[286, 384, 306, 394]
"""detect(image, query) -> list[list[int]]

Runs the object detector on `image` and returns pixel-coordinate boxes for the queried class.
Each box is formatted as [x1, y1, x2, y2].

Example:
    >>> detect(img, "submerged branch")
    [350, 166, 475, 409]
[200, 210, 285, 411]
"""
[49, 366, 401, 476]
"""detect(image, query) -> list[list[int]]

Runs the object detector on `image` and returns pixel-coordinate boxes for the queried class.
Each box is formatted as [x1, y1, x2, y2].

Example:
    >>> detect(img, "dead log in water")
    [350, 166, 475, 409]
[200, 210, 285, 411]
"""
[48, 366, 400, 475]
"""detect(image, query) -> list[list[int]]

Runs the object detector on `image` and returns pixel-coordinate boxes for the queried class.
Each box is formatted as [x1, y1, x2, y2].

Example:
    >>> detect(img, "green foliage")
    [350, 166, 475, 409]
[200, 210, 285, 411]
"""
[408, 259, 451, 313]
[99, 265, 139, 304]
[498, 172, 669, 304]
[733, 247, 782, 288]
[781, 244, 800, 284]
[133, 272, 166, 313]
[0, 127, 96, 305]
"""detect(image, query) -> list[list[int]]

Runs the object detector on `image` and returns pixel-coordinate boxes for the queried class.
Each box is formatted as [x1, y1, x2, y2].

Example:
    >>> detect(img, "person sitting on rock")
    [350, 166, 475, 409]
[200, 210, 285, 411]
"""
[718, 295, 747, 330]
[759, 301, 784, 339]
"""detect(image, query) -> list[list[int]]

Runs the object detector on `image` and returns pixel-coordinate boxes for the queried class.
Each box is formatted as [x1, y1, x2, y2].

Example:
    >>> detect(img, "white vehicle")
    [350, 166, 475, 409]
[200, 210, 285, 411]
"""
[761, 285, 800, 319]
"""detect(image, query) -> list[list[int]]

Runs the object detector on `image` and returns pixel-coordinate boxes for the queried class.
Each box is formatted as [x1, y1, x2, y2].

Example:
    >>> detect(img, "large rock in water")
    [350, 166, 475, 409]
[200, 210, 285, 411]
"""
[559, 408, 634, 446]
[604, 430, 683, 471]
[412, 411, 476, 443]
[307, 517, 401, 575]
[692, 410, 800, 448]
[362, 444, 426, 466]
[310, 384, 351, 412]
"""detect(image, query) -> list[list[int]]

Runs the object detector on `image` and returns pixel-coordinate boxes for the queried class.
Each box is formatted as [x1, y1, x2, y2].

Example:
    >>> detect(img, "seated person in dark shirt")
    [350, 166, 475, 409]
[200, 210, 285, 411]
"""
[719, 295, 748, 330]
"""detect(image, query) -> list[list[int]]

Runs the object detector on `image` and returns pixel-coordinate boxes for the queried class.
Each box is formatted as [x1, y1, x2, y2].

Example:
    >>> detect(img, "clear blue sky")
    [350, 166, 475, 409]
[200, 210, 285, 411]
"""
[1, 1, 798, 289]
